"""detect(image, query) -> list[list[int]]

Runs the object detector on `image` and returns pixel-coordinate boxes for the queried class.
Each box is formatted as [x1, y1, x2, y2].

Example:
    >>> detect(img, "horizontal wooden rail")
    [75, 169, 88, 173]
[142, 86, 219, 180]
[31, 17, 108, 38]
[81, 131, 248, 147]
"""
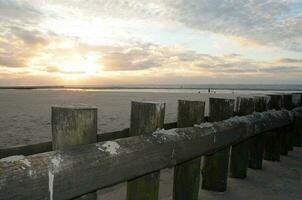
[0, 108, 299, 200]
[0, 122, 178, 159]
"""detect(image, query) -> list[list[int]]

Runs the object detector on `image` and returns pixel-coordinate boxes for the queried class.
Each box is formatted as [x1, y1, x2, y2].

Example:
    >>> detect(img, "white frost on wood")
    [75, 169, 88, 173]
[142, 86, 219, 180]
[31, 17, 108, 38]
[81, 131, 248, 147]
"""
[155, 102, 165, 113]
[21, 159, 32, 176]
[153, 128, 178, 136]
[225, 115, 253, 125]
[48, 153, 63, 200]
[51, 154, 63, 169]
[151, 128, 180, 143]
[194, 122, 213, 129]
[235, 97, 242, 113]
[20, 159, 30, 167]
[97, 141, 120, 155]
[194, 122, 217, 142]
[0, 155, 25, 162]
[264, 96, 271, 106]
[49, 170, 54, 200]
[0, 155, 33, 176]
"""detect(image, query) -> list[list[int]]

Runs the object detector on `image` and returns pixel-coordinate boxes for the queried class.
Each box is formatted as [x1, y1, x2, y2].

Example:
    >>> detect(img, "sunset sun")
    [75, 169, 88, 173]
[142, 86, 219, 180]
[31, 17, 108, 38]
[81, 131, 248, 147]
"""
[58, 52, 103, 79]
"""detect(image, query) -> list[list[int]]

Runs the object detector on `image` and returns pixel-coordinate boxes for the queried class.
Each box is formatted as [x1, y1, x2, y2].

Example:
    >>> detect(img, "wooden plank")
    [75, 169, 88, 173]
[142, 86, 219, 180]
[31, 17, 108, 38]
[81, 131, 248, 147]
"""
[173, 100, 205, 200]
[0, 109, 295, 200]
[51, 106, 98, 200]
[229, 97, 254, 179]
[126, 101, 165, 200]
[201, 98, 235, 192]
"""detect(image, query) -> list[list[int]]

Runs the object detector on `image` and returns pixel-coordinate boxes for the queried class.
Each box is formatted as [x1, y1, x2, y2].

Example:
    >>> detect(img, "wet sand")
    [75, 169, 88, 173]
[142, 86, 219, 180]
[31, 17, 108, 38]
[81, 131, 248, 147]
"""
[0, 89, 248, 148]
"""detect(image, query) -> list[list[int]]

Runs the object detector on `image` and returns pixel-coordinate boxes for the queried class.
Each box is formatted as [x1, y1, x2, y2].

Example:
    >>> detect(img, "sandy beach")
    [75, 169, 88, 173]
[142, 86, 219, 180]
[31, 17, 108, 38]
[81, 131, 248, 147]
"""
[0, 89, 251, 148]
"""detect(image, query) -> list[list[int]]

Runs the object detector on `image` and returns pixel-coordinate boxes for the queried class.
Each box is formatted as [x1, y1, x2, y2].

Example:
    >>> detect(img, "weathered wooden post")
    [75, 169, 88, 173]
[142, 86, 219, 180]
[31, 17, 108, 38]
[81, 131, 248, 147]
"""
[292, 93, 301, 147]
[229, 97, 254, 179]
[283, 94, 294, 151]
[173, 100, 205, 200]
[126, 101, 165, 200]
[249, 96, 269, 169]
[264, 94, 282, 161]
[201, 98, 235, 192]
[292, 93, 302, 107]
[52, 105, 98, 200]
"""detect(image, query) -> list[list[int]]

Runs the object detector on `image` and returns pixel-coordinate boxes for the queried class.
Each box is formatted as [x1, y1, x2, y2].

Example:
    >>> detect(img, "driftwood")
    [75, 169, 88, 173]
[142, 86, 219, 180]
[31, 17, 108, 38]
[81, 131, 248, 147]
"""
[0, 109, 297, 200]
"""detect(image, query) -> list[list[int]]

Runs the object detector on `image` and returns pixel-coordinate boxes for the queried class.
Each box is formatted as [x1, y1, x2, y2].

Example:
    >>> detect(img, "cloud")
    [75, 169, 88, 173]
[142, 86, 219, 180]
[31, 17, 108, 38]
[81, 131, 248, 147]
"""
[0, 26, 53, 68]
[162, 0, 302, 51]
[46, 66, 85, 74]
[3, 1, 302, 53]
[9, 27, 48, 46]
[276, 58, 302, 64]
[81, 41, 302, 77]
[260, 66, 302, 73]
[55, 0, 302, 52]
[0, 54, 27, 68]
[100, 44, 176, 71]
[0, 0, 42, 25]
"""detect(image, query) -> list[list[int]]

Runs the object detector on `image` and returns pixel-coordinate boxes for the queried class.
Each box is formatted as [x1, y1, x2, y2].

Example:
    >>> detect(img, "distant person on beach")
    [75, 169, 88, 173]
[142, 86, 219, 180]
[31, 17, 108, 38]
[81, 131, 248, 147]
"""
[208, 88, 210, 93]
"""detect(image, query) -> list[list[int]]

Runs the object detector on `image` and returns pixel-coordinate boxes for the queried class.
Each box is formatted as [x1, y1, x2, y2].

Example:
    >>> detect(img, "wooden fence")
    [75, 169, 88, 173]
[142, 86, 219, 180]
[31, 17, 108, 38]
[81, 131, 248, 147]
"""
[0, 93, 302, 200]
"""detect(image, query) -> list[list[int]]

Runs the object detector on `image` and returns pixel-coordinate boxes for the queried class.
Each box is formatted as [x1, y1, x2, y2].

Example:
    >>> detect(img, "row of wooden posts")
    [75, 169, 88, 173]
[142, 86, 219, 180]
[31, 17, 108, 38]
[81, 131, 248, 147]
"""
[0, 93, 302, 200]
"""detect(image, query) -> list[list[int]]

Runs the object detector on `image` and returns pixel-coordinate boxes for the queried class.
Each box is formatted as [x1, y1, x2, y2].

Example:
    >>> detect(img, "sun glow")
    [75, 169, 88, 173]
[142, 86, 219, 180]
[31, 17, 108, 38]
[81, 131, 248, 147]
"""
[58, 52, 102, 79]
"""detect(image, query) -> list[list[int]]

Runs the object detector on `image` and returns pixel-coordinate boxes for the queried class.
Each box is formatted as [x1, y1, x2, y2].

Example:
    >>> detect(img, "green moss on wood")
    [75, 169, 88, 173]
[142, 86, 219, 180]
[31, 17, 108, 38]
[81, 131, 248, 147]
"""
[173, 158, 201, 200]
[202, 148, 230, 192]
[127, 172, 160, 200]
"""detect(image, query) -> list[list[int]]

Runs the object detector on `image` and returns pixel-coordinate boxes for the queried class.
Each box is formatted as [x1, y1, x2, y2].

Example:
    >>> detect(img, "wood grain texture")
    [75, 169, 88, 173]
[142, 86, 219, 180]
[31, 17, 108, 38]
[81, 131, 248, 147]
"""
[248, 96, 268, 169]
[202, 98, 235, 192]
[51, 106, 97, 150]
[52, 106, 98, 200]
[230, 97, 254, 179]
[264, 95, 282, 161]
[283, 94, 294, 151]
[292, 94, 302, 147]
[173, 100, 205, 200]
[126, 101, 165, 200]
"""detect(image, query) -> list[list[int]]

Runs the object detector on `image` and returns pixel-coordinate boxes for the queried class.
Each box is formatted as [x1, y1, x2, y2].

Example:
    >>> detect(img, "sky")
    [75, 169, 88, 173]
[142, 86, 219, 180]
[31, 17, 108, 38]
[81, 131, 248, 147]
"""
[0, 0, 302, 86]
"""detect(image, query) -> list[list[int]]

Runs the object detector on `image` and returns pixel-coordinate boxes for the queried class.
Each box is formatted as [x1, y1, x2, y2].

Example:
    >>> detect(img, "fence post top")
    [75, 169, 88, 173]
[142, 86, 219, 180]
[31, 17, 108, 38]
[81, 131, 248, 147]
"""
[131, 101, 165, 105]
[51, 105, 97, 110]
[178, 99, 205, 104]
